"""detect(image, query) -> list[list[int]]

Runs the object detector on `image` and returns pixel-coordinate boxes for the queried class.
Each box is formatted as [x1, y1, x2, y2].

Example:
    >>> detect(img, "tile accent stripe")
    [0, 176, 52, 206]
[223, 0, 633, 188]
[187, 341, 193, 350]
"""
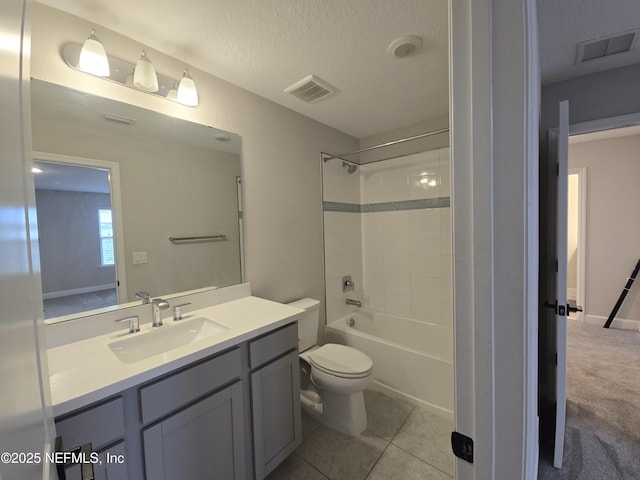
[323, 197, 450, 213]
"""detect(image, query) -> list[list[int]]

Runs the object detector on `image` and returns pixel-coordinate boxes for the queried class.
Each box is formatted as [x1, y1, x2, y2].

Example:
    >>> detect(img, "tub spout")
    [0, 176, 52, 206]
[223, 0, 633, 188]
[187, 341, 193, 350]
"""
[346, 298, 362, 307]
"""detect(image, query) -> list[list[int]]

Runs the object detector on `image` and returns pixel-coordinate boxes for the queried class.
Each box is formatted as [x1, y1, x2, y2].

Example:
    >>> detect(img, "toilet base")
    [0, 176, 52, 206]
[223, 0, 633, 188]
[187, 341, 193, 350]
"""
[299, 387, 367, 436]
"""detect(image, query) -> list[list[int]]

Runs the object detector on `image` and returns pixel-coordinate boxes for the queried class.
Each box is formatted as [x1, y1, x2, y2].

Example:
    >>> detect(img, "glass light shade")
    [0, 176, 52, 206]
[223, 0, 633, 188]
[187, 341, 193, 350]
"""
[166, 82, 178, 100]
[177, 69, 198, 106]
[133, 50, 159, 92]
[78, 30, 110, 77]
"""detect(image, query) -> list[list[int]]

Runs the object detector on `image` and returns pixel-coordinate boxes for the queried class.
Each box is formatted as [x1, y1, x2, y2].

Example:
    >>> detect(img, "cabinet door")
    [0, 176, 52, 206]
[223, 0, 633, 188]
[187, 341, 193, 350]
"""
[64, 442, 127, 480]
[251, 350, 302, 479]
[143, 382, 245, 480]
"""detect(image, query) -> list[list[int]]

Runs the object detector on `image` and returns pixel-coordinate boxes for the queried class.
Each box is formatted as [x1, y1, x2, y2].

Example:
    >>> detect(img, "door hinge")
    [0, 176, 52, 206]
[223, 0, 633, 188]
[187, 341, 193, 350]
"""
[555, 352, 558, 365]
[555, 259, 558, 273]
[451, 431, 474, 463]
[556, 163, 559, 176]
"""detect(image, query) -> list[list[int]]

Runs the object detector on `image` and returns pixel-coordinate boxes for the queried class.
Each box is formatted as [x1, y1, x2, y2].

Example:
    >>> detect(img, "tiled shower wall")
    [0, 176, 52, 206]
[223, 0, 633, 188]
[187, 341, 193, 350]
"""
[323, 148, 452, 326]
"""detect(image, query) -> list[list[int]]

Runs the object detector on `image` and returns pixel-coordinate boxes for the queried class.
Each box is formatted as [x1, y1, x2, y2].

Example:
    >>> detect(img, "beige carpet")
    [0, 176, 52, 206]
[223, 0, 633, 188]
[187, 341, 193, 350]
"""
[539, 320, 640, 479]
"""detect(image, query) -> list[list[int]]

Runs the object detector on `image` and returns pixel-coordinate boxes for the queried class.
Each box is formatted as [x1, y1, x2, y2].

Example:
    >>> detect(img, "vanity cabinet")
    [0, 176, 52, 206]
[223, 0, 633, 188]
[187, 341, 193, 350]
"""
[140, 348, 245, 479]
[54, 320, 300, 480]
[55, 396, 128, 480]
[143, 383, 246, 479]
[249, 323, 302, 479]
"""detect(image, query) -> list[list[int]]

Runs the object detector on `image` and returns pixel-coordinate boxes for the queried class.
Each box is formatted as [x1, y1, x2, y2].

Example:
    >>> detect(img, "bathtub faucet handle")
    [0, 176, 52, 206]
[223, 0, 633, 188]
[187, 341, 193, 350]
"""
[342, 275, 355, 292]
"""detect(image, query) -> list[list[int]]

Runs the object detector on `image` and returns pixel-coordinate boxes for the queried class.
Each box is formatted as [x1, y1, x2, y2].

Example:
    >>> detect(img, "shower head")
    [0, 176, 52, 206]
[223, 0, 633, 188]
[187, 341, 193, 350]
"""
[342, 161, 358, 174]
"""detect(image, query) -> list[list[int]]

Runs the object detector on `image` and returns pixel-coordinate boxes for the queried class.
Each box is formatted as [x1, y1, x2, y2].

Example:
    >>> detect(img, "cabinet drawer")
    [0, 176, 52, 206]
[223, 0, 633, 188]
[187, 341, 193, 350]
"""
[249, 322, 298, 369]
[56, 397, 124, 451]
[140, 347, 241, 424]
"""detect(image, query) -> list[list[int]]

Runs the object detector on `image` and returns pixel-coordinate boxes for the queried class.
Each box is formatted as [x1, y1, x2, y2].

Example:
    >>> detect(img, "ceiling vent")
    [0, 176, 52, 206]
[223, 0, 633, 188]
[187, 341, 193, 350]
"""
[576, 30, 638, 64]
[284, 75, 337, 103]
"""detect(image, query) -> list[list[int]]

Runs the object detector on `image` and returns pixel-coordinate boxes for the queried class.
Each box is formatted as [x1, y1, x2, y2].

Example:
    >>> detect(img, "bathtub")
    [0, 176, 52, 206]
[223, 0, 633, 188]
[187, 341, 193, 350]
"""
[326, 310, 453, 415]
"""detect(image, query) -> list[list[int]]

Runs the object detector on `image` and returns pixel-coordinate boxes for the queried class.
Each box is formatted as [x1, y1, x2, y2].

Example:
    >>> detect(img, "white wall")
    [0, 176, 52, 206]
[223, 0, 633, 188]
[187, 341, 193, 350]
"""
[569, 134, 640, 324]
[36, 189, 115, 294]
[567, 174, 578, 298]
[30, 4, 358, 314]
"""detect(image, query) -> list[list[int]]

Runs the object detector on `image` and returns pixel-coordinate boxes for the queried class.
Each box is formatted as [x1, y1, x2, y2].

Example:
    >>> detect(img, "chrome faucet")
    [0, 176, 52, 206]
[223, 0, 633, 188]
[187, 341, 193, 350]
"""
[346, 298, 362, 308]
[151, 298, 170, 327]
[173, 302, 191, 321]
[115, 315, 140, 334]
[135, 291, 151, 304]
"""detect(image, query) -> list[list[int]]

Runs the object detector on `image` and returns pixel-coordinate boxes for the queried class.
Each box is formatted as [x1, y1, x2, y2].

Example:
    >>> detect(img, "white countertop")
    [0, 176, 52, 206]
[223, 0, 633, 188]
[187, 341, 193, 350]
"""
[47, 296, 303, 417]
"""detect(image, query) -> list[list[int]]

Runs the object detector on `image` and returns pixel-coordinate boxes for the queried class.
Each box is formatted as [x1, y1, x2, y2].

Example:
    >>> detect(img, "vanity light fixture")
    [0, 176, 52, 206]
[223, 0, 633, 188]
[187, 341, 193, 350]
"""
[133, 50, 159, 92]
[78, 29, 110, 76]
[177, 69, 198, 106]
[63, 39, 199, 107]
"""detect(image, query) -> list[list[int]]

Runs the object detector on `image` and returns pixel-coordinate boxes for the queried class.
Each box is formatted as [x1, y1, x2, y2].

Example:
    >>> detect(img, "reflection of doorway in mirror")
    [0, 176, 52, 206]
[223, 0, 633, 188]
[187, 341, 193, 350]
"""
[33, 153, 127, 319]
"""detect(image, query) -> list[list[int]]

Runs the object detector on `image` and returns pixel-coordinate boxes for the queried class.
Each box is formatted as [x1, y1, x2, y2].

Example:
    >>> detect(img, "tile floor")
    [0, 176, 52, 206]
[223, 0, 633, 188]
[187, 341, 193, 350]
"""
[267, 389, 454, 480]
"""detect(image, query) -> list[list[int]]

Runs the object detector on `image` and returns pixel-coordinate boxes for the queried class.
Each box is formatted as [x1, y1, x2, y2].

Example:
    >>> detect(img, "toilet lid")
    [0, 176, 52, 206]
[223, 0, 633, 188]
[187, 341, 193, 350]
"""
[308, 344, 373, 377]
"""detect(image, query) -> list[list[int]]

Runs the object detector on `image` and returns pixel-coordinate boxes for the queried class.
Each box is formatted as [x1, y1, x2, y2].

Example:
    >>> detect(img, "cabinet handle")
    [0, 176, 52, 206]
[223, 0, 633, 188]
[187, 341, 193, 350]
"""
[54, 436, 95, 480]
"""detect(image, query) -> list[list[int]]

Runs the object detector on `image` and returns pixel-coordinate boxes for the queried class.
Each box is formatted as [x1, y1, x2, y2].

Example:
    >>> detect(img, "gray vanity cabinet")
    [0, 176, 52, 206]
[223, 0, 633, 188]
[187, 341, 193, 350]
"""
[55, 396, 128, 480]
[54, 320, 301, 480]
[143, 383, 246, 480]
[249, 323, 302, 479]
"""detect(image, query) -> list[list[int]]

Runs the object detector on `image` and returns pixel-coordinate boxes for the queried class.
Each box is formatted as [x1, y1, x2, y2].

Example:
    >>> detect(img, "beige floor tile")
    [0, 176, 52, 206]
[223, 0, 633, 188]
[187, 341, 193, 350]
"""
[392, 408, 454, 475]
[297, 425, 388, 480]
[366, 444, 452, 480]
[266, 453, 329, 480]
[364, 390, 414, 440]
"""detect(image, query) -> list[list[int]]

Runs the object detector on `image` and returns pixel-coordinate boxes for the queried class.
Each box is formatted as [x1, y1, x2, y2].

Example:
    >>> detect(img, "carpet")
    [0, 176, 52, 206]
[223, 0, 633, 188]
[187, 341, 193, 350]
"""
[539, 320, 640, 479]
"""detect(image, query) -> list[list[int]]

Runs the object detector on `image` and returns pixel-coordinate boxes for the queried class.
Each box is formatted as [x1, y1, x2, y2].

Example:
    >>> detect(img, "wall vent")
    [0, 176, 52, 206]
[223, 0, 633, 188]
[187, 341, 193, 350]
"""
[576, 30, 638, 64]
[284, 75, 337, 103]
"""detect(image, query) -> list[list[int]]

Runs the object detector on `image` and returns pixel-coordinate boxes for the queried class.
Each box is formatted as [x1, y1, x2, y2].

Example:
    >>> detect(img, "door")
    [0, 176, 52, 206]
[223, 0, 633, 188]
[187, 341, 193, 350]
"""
[143, 383, 246, 480]
[540, 100, 570, 468]
[251, 350, 302, 479]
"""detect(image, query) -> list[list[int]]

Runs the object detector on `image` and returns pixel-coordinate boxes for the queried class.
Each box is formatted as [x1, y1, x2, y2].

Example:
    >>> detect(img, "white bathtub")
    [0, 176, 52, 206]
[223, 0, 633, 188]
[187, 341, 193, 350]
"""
[326, 310, 453, 415]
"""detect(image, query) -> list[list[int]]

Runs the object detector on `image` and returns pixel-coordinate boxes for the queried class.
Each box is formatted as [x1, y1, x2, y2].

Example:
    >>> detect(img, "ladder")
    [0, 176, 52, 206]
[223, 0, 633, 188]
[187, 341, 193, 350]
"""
[603, 258, 640, 328]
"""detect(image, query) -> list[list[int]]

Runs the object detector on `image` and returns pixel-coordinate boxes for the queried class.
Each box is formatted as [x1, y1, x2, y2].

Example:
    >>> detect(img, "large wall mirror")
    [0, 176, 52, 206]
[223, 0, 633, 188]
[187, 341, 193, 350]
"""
[31, 79, 244, 322]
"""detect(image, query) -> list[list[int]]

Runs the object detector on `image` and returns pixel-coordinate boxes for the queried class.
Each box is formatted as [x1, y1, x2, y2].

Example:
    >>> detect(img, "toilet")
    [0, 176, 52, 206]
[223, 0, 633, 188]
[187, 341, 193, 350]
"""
[288, 298, 373, 436]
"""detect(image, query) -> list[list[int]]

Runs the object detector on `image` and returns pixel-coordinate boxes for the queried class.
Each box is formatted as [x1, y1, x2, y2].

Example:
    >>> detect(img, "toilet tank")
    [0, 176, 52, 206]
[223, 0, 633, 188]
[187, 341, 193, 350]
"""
[287, 298, 320, 352]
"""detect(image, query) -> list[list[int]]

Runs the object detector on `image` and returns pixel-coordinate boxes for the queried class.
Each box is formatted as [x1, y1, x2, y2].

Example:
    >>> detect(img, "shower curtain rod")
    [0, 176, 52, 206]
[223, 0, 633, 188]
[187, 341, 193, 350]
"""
[323, 127, 450, 162]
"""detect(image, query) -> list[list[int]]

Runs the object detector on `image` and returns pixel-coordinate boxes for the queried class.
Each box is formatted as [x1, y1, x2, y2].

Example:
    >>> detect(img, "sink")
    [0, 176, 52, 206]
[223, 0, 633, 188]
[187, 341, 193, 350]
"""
[108, 317, 229, 364]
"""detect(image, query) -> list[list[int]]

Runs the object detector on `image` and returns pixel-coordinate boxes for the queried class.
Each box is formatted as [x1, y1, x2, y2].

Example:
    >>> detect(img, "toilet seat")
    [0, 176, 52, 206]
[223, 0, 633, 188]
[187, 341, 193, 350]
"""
[308, 343, 373, 379]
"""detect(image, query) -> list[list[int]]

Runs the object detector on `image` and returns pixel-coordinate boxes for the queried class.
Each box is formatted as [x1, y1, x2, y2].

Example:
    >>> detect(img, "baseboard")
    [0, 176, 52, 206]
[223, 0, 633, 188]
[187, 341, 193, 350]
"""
[584, 314, 640, 331]
[369, 380, 453, 420]
[43, 283, 116, 300]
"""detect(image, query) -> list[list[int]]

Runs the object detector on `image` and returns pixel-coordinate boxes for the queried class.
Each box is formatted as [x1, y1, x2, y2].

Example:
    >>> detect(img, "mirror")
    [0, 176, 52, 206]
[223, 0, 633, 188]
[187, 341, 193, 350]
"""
[31, 79, 244, 322]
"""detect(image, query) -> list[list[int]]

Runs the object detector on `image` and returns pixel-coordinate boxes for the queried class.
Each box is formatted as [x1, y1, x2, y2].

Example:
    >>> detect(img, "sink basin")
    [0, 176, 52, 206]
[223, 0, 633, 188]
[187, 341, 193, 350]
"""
[109, 317, 229, 364]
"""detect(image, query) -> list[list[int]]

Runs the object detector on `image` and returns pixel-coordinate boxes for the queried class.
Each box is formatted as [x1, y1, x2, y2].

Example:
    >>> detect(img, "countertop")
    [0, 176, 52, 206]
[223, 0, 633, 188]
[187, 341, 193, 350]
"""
[47, 296, 303, 417]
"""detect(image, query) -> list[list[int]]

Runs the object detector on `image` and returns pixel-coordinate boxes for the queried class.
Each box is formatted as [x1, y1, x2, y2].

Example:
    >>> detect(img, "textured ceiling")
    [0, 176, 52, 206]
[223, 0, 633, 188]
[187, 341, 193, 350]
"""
[538, 0, 640, 85]
[34, 1, 640, 138]
[35, 0, 449, 139]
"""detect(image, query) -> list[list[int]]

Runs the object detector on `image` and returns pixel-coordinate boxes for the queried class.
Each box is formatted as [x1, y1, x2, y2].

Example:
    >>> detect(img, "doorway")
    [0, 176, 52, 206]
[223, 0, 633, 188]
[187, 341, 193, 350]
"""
[566, 167, 586, 320]
[540, 122, 640, 478]
[33, 153, 127, 319]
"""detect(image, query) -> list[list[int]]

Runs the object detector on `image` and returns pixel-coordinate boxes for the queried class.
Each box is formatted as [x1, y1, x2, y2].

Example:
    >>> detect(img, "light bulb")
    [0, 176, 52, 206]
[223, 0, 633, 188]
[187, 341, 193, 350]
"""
[133, 50, 158, 92]
[177, 69, 198, 106]
[167, 81, 178, 100]
[78, 29, 110, 77]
